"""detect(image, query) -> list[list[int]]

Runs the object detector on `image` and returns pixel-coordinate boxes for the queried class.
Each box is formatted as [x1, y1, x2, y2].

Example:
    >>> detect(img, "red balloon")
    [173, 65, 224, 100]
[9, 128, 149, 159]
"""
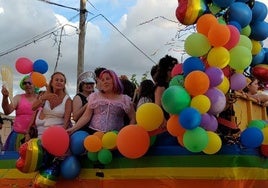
[41, 126, 70, 156]
[117, 125, 150, 159]
[251, 64, 268, 83]
[260, 144, 268, 157]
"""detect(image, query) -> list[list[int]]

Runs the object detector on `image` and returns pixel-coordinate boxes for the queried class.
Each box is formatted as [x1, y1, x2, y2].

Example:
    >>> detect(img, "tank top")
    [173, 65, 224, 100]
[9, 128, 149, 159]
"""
[14, 94, 35, 133]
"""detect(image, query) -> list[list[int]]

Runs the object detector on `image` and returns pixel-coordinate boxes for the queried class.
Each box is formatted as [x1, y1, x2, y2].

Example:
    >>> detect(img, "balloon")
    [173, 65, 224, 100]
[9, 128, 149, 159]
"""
[223, 25, 240, 50]
[216, 76, 230, 94]
[98, 148, 113, 165]
[207, 47, 230, 68]
[31, 71, 47, 88]
[16, 138, 43, 173]
[184, 33, 211, 57]
[240, 127, 264, 148]
[251, 40, 262, 55]
[213, 0, 234, 8]
[203, 131, 222, 154]
[175, 0, 208, 25]
[196, 13, 218, 36]
[70, 131, 89, 155]
[117, 125, 150, 159]
[183, 127, 208, 152]
[251, 64, 268, 82]
[200, 113, 218, 131]
[250, 21, 268, 41]
[228, 2, 252, 28]
[184, 70, 210, 96]
[205, 88, 226, 115]
[251, 48, 265, 66]
[102, 131, 118, 149]
[171, 63, 183, 77]
[251, 1, 267, 22]
[241, 25, 251, 37]
[229, 46, 252, 70]
[190, 94, 211, 114]
[205, 67, 224, 87]
[167, 115, 186, 137]
[162, 85, 191, 114]
[87, 151, 98, 162]
[169, 75, 184, 87]
[136, 103, 164, 131]
[179, 107, 201, 130]
[33, 59, 49, 74]
[15, 57, 33, 74]
[183, 57, 205, 76]
[84, 135, 102, 152]
[93, 131, 105, 139]
[238, 35, 252, 50]
[41, 126, 70, 157]
[60, 156, 81, 179]
[248, 120, 266, 129]
[208, 23, 230, 47]
[230, 73, 247, 91]
[260, 144, 268, 157]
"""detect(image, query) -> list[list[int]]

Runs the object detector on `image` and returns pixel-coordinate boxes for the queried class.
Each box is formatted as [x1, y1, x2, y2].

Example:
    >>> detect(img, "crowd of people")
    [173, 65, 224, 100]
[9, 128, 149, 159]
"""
[0, 55, 177, 151]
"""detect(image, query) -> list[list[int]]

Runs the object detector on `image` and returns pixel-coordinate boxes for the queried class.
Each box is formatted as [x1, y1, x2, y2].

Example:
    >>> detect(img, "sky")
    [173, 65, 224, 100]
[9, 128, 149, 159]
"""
[0, 0, 268, 114]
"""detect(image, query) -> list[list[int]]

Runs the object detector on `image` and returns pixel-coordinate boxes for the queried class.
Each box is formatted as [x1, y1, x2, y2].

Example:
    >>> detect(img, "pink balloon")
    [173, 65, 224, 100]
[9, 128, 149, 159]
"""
[15, 57, 33, 74]
[171, 63, 183, 77]
[223, 25, 240, 50]
[41, 126, 70, 157]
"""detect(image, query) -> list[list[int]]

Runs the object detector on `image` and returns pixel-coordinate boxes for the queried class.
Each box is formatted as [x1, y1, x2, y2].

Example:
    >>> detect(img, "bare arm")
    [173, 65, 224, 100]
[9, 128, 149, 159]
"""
[63, 98, 72, 129]
[154, 86, 165, 107]
[72, 95, 87, 122]
[2, 86, 17, 115]
[67, 104, 93, 134]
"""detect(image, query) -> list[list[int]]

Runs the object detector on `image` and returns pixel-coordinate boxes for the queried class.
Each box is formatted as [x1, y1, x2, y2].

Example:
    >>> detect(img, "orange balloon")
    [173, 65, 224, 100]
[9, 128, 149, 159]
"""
[31, 72, 47, 88]
[117, 125, 150, 159]
[177, 135, 184, 147]
[93, 131, 104, 139]
[208, 23, 230, 47]
[84, 135, 102, 152]
[196, 14, 218, 36]
[167, 115, 186, 137]
[184, 71, 210, 96]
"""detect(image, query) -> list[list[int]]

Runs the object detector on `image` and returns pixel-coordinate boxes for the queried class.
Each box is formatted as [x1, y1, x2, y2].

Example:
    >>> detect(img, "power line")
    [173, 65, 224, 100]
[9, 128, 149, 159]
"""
[38, 0, 80, 12]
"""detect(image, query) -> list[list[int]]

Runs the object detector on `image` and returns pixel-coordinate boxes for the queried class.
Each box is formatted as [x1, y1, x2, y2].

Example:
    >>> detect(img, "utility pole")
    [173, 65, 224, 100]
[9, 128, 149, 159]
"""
[77, 0, 87, 89]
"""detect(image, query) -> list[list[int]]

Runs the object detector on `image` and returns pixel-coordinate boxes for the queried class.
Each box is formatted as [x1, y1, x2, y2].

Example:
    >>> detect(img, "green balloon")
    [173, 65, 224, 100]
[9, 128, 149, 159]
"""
[169, 75, 184, 87]
[183, 127, 208, 153]
[98, 149, 113, 165]
[248, 120, 266, 129]
[229, 46, 252, 70]
[184, 33, 211, 57]
[87, 151, 98, 162]
[161, 86, 191, 114]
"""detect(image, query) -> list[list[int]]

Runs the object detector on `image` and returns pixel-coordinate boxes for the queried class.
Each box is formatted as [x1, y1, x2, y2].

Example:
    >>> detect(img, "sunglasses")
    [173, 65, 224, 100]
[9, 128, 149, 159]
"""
[22, 81, 32, 85]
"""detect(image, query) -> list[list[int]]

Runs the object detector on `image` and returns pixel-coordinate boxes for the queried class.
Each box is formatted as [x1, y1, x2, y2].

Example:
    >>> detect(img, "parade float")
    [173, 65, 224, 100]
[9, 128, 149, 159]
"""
[1, 0, 268, 187]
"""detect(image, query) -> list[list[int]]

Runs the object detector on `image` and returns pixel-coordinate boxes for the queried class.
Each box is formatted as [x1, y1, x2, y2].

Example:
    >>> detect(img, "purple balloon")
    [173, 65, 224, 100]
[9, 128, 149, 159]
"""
[200, 113, 218, 132]
[205, 88, 226, 115]
[230, 73, 247, 91]
[205, 67, 224, 87]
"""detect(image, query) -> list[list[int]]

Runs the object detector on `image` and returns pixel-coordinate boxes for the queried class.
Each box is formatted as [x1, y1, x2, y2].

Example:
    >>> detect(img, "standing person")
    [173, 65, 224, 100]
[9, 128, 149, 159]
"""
[136, 79, 155, 108]
[1, 75, 38, 151]
[154, 55, 178, 120]
[72, 71, 95, 133]
[0, 115, 4, 151]
[67, 69, 136, 134]
[32, 72, 72, 136]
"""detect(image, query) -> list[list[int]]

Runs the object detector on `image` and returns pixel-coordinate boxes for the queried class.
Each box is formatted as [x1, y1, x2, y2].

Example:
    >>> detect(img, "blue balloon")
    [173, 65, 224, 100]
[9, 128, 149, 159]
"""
[251, 1, 267, 22]
[212, 0, 234, 8]
[60, 155, 81, 179]
[33, 59, 48, 74]
[183, 57, 205, 76]
[240, 127, 264, 148]
[251, 48, 265, 66]
[179, 107, 201, 130]
[228, 2, 252, 28]
[70, 131, 89, 155]
[250, 21, 268, 41]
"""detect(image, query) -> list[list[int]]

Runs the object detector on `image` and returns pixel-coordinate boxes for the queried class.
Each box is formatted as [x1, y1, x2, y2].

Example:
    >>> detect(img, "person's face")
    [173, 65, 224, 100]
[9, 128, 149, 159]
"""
[22, 78, 35, 93]
[82, 82, 95, 93]
[52, 73, 66, 91]
[100, 73, 114, 93]
[248, 80, 259, 94]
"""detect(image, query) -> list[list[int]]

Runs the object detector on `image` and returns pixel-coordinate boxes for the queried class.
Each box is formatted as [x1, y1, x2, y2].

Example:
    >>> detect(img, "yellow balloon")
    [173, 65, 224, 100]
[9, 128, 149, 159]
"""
[207, 47, 230, 68]
[136, 103, 164, 131]
[102, 131, 118, 149]
[190, 95, 211, 114]
[262, 127, 268, 145]
[217, 76, 230, 94]
[251, 40, 262, 55]
[203, 131, 222, 154]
